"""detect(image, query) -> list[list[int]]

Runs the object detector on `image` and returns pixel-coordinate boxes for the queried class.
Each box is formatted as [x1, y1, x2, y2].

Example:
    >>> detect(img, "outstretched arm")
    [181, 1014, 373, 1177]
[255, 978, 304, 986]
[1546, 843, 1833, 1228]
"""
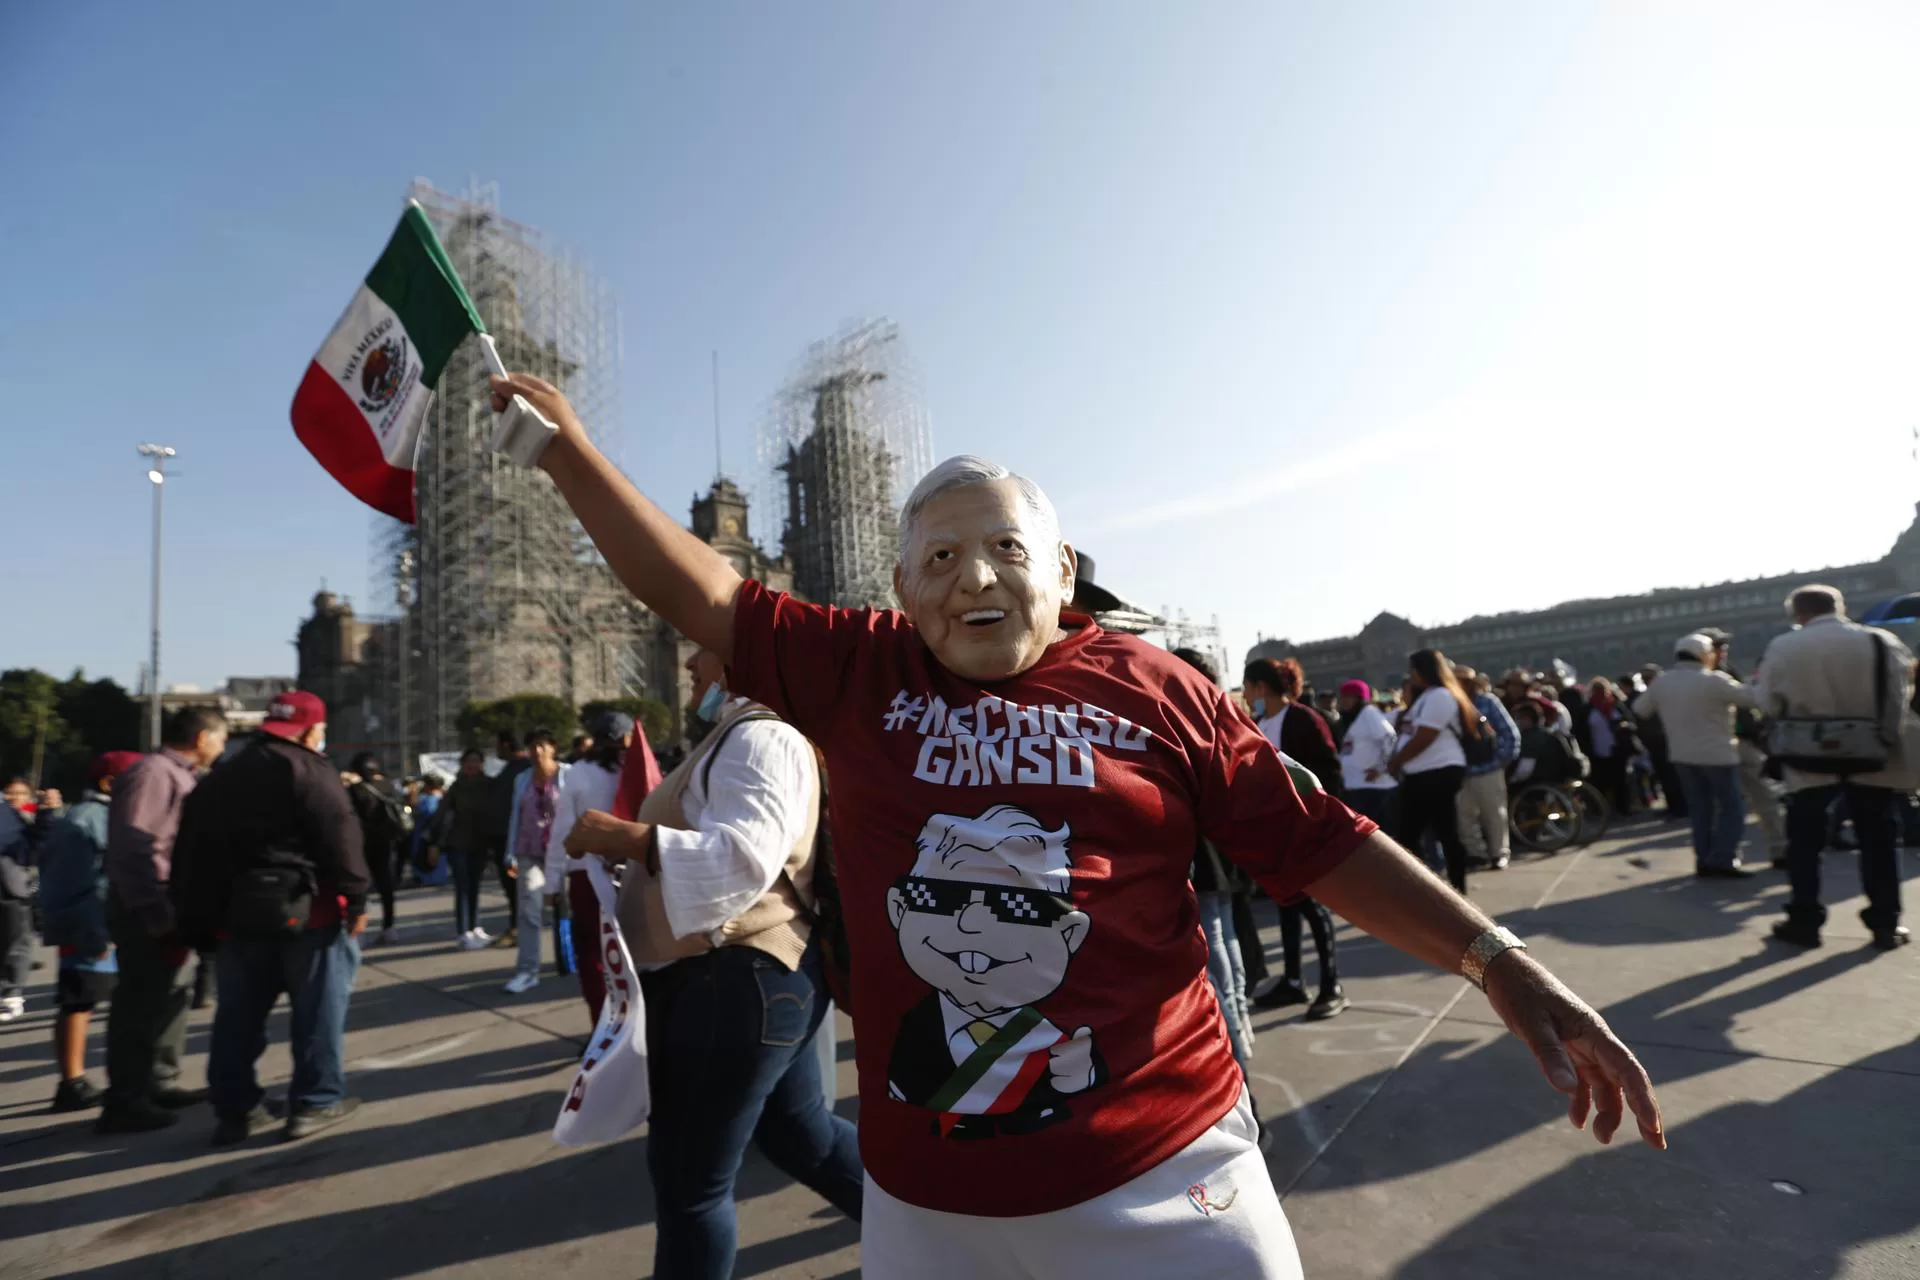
[491, 373, 743, 660]
[1309, 831, 1666, 1150]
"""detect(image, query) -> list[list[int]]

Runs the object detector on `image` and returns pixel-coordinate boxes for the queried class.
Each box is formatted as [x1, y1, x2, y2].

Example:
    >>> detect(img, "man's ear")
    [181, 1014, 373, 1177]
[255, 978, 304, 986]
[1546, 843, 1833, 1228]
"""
[888, 887, 907, 930]
[1060, 542, 1078, 597]
[891, 561, 906, 609]
[1058, 909, 1090, 955]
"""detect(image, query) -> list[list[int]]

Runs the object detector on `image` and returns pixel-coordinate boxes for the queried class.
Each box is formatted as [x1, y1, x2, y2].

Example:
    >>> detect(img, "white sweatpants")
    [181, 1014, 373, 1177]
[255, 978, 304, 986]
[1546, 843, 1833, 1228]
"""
[860, 1092, 1302, 1279]
[1456, 769, 1510, 861]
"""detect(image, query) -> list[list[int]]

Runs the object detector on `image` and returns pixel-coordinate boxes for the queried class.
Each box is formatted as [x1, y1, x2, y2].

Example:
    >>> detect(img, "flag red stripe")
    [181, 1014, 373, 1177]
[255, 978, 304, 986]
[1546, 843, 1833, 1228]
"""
[290, 361, 416, 523]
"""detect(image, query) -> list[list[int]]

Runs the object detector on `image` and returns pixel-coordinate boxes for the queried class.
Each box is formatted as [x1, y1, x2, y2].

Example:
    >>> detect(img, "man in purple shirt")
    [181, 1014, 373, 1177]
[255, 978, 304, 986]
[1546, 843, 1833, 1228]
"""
[99, 706, 228, 1133]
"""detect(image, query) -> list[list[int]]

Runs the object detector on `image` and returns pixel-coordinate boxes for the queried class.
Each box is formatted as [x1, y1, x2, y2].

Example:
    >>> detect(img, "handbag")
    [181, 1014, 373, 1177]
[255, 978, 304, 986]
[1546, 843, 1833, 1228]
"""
[552, 857, 650, 1146]
[1766, 632, 1896, 775]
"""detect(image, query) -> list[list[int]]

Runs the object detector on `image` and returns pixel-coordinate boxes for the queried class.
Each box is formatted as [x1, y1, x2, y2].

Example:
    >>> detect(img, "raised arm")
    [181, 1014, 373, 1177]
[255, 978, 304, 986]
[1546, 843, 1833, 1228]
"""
[491, 373, 743, 660]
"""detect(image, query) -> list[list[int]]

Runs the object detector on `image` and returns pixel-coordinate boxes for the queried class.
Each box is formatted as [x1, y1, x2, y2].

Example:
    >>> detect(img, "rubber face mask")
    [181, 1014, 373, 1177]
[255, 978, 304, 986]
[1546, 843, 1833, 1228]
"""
[695, 683, 727, 722]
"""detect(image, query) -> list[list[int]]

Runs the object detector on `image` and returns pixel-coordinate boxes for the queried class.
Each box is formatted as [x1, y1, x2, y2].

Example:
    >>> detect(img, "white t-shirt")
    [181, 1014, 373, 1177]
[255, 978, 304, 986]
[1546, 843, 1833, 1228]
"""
[1398, 687, 1467, 774]
[1339, 704, 1399, 791]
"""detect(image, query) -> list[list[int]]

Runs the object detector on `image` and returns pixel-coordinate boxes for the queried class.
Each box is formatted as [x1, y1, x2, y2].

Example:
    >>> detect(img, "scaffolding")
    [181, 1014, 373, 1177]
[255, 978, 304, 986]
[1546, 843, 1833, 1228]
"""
[367, 179, 646, 759]
[758, 319, 934, 608]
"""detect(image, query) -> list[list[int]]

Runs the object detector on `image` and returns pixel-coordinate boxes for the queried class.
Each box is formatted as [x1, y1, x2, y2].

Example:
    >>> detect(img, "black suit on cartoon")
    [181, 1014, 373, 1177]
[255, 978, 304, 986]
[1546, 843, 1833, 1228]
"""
[888, 992, 1108, 1140]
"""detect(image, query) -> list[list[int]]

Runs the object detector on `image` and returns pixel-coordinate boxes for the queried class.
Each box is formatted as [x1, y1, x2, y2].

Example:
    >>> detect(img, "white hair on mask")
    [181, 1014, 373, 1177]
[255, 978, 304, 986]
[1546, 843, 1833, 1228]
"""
[910, 804, 1073, 894]
[899, 455, 1065, 570]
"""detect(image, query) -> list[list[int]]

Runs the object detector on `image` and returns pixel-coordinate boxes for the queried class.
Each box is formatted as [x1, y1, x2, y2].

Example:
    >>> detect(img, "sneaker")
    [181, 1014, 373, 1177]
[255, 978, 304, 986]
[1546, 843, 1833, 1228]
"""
[456, 931, 487, 952]
[371, 928, 398, 947]
[1306, 987, 1350, 1021]
[503, 970, 540, 995]
[97, 1100, 181, 1134]
[50, 1077, 104, 1114]
[284, 1097, 361, 1142]
[1490, 855, 1511, 870]
[0, 995, 23, 1023]
[1770, 920, 1822, 949]
[1872, 926, 1912, 952]
[489, 929, 518, 950]
[211, 1103, 273, 1147]
[1252, 977, 1309, 1011]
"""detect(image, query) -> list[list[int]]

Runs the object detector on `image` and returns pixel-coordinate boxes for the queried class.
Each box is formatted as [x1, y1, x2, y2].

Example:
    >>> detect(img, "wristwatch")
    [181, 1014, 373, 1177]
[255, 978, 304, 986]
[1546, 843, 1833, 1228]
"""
[1461, 925, 1527, 989]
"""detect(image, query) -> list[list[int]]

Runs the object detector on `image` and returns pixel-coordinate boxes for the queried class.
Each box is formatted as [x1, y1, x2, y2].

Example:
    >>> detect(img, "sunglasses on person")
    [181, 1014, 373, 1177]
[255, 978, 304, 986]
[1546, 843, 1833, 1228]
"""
[894, 875, 1074, 926]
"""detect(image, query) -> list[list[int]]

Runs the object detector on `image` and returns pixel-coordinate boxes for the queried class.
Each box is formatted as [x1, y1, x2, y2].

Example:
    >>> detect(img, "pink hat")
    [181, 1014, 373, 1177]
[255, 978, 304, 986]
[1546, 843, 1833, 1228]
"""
[1339, 679, 1372, 700]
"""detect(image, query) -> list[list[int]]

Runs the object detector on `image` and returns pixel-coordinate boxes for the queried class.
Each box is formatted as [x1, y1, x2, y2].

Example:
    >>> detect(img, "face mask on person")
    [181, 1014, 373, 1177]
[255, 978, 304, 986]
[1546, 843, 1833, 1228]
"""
[695, 682, 727, 722]
[1249, 698, 1266, 719]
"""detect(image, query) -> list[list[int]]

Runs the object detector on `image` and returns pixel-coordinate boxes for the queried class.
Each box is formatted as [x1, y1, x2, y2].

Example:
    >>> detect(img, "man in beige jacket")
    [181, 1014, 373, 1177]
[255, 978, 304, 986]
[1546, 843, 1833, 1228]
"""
[1757, 584, 1914, 950]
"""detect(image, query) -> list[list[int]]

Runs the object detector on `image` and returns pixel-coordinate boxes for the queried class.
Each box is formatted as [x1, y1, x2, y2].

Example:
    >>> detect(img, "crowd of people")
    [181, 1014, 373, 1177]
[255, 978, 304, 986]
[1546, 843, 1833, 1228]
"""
[5, 367, 1914, 1275]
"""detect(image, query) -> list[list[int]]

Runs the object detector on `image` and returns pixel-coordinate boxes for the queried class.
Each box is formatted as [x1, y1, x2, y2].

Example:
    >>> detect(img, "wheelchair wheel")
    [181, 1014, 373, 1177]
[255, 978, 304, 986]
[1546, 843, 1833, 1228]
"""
[1510, 784, 1580, 853]
[1568, 780, 1613, 845]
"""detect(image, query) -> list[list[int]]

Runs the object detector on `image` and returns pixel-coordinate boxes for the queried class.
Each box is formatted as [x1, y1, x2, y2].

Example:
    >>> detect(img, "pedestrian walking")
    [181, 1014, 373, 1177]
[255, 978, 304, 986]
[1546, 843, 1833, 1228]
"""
[1242, 658, 1347, 1020]
[170, 690, 372, 1145]
[345, 754, 408, 945]
[34, 752, 141, 1111]
[0, 784, 38, 1025]
[501, 728, 567, 995]
[489, 731, 532, 951]
[566, 649, 862, 1277]
[492, 372, 1666, 1277]
[1387, 649, 1480, 893]
[441, 749, 496, 948]
[1631, 634, 1761, 878]
[1454, 667, 1521, 870]
[97, 705, 228, 1134]
[1758, 585, 1916, 950]
[1581, 678, 1639, 816]
[412, 774, 449, 885]
[1702, 629, 1788, 865]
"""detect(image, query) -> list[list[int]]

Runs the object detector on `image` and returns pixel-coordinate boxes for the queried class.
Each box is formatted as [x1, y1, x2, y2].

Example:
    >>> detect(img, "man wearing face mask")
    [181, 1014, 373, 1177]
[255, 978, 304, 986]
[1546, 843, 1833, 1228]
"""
[493, 372, 1667, 1279]
[561, 649, 863, 1278]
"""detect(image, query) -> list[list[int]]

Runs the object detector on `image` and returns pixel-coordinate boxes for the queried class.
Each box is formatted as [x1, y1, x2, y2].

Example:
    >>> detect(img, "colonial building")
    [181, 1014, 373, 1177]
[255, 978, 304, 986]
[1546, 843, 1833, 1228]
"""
[1251, 503, 1920, 694]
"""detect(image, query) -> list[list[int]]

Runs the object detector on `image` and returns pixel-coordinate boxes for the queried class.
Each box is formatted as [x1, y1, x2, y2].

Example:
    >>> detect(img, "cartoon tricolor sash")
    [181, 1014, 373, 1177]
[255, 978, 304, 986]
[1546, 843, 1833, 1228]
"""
[925, 1006, 1065, 1117]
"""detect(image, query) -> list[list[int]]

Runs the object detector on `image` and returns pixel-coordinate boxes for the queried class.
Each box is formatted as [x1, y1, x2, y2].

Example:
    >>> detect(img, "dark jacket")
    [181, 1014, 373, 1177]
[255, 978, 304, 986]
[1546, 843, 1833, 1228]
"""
[35, 794, 112, 954]
[169, 734, 370, 948]
[1274, 703, 1344, 800]
[443, 773, 497, 853]
[348, 779, 407, 869]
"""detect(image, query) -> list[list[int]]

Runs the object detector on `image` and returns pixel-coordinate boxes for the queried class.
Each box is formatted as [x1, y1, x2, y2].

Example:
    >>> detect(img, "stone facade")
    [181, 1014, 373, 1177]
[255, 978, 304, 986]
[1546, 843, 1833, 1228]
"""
[1251, 504, 1920, 695]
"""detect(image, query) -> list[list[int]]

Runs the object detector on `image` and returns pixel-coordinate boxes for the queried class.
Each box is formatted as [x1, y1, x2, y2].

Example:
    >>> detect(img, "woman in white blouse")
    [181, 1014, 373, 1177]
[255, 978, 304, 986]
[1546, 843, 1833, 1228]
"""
[1386, 650, 1486, 893]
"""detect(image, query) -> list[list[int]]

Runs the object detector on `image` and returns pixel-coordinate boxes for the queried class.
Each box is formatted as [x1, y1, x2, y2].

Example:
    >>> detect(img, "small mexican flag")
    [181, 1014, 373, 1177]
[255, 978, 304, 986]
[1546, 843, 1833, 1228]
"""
[290, 203, 485, 522]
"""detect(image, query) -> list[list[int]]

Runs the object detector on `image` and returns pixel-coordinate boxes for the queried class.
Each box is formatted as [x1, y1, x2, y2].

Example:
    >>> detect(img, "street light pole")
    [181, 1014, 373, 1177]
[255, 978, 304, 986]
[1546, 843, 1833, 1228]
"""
[138, 443, 176, 750]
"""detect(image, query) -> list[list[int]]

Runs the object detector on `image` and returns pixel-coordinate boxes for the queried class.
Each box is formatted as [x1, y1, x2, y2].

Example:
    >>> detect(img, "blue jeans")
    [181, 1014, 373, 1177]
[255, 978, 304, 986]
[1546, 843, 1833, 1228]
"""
[1197, 891, 1253, 1072]
[642, 942, 863, 1280]
[209, 925, 360, 1115]
[1674, 763, 1746, 868]
[448, 848, 484, 934]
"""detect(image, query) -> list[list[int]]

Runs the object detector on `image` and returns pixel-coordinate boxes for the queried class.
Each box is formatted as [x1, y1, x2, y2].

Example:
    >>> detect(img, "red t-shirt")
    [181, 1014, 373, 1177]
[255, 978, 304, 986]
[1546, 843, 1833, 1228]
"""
[729, 580, 1375, 1216]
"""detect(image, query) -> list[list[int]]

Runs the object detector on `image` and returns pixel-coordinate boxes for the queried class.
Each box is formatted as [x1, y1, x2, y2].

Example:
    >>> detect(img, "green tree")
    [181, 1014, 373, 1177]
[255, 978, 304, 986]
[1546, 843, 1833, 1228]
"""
[579, 696, 674, 748]
[455, 694, 578, 750]
[0, 669, 138, 793]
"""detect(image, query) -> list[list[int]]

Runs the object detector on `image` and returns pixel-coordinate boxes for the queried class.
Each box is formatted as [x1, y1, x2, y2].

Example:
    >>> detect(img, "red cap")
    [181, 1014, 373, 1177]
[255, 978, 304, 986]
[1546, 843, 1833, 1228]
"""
[91, 751, 143, 786]
[1338, 679, 1372, 701]
[261, 690, 327, 739]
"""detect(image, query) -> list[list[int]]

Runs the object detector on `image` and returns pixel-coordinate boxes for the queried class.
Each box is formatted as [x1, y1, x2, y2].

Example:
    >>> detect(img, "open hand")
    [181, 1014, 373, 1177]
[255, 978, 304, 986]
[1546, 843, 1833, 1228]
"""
[1482, 950, 1666, 1149]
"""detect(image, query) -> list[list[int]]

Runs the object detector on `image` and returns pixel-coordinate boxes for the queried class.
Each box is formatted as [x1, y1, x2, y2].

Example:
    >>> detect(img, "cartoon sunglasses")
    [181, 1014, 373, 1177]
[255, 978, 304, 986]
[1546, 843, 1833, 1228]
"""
[894, 875, 1075, 926]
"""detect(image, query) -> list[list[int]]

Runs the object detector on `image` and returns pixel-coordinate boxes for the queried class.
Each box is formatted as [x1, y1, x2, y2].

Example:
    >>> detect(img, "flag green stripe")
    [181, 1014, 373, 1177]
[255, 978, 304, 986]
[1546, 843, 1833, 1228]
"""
[362, 204, 485, 386]
[924, 1005, 1046, 1113]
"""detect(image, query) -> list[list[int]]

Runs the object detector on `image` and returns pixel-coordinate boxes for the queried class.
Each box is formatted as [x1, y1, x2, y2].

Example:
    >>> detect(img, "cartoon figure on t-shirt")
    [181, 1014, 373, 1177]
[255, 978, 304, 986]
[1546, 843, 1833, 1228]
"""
[885, 803, 1105, 1138]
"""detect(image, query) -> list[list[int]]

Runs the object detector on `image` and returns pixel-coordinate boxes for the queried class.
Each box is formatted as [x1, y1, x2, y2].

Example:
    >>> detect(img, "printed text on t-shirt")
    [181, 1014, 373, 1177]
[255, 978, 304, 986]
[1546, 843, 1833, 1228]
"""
[882, 691, 1156, 789]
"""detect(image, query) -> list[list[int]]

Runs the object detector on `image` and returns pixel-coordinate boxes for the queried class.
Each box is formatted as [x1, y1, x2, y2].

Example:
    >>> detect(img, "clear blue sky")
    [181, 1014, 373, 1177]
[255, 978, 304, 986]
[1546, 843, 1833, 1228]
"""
[4, 1, 1918, 691]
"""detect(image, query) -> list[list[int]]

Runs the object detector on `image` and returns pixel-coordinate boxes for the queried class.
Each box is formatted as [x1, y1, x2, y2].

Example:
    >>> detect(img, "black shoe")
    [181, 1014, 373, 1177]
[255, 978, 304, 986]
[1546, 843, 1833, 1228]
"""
[212, 1104, 273, 1147]
[1871, 926, 1911, 952]
[1770, 921, 1822, 948]
[151, 1086, 209, 1109]
[284, 1097, 361, 1142]
[1696, 864, 1759, 879]
[97, 1100, 181, 1133]
[1770, 857, 1789, 869]
[1306, 987, 1350, 1021]
[50, 1077, 104, 1114]
[1253, 978, 1309, 1010]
